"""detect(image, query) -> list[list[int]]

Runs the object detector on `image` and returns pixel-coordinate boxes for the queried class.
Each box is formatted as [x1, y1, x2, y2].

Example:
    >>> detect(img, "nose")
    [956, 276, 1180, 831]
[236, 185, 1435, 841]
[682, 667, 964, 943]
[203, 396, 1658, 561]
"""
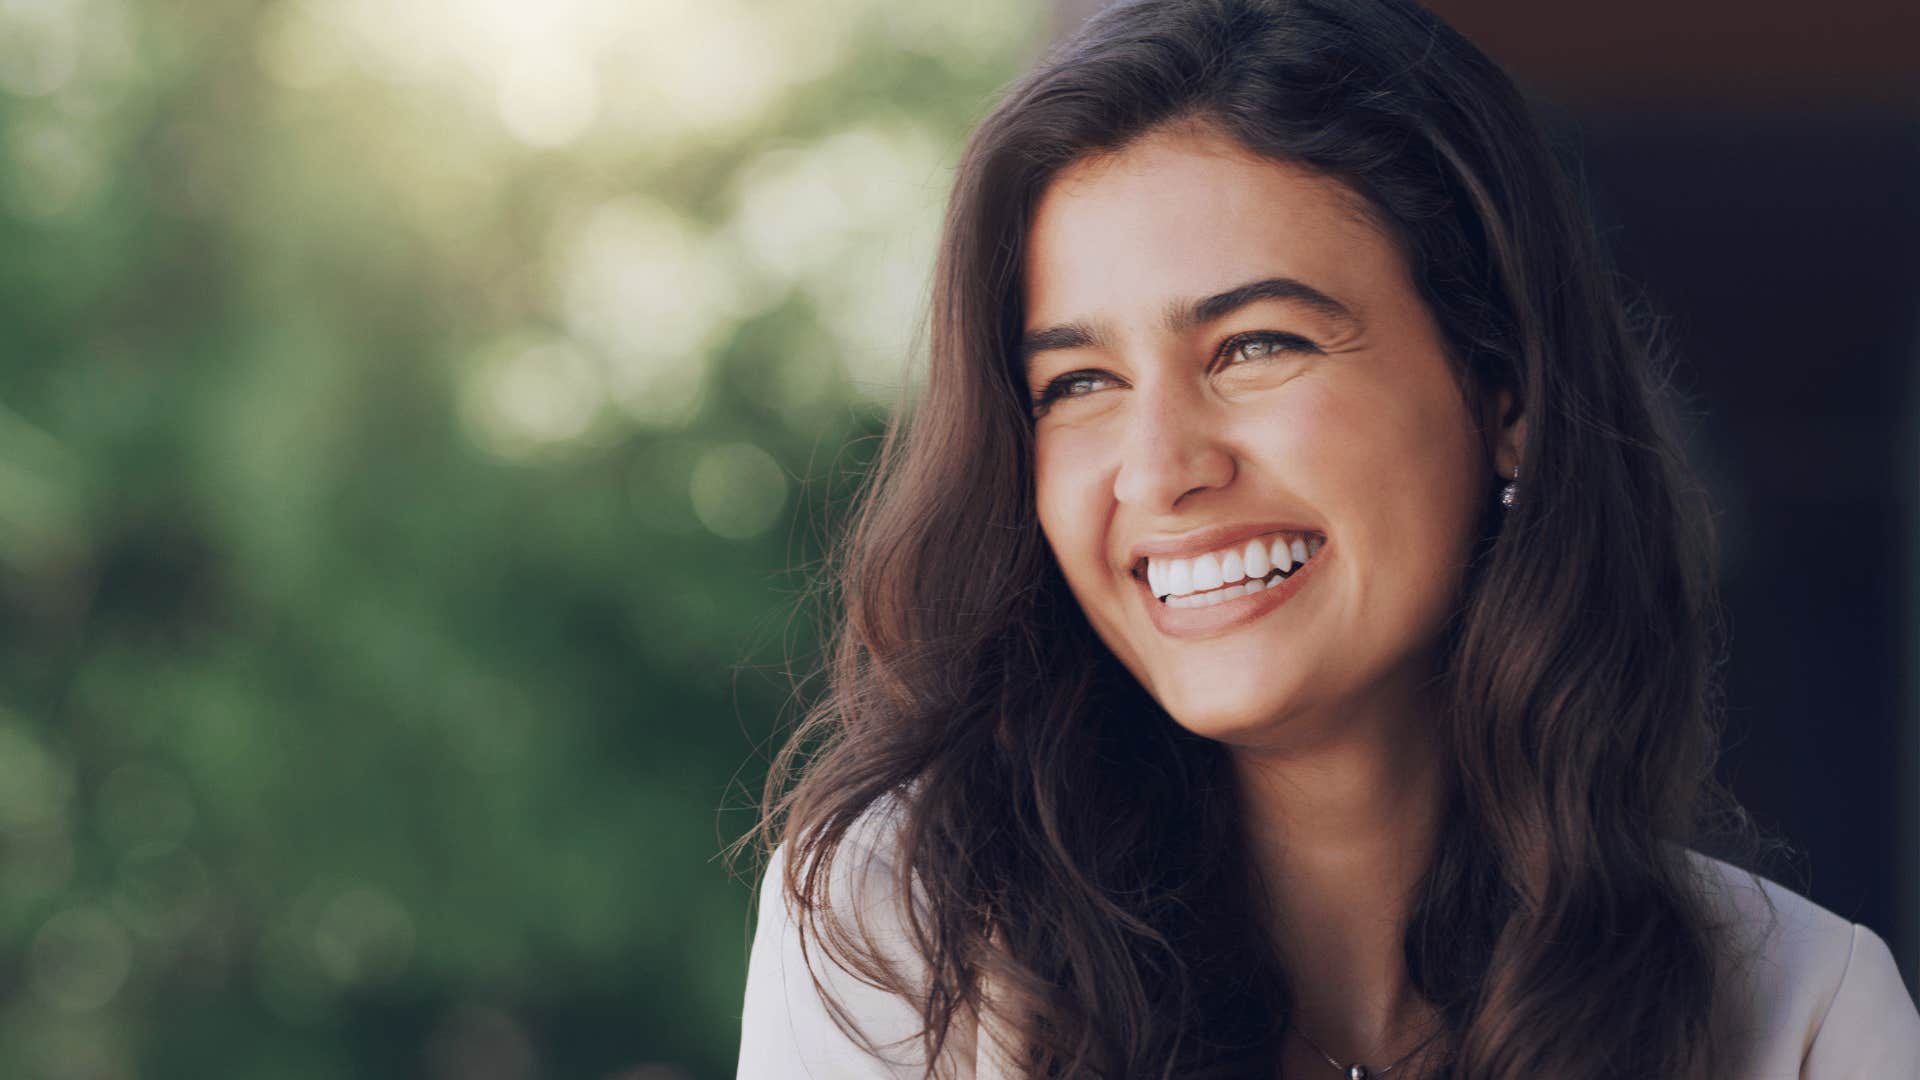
[1111, 382, 1236, 511]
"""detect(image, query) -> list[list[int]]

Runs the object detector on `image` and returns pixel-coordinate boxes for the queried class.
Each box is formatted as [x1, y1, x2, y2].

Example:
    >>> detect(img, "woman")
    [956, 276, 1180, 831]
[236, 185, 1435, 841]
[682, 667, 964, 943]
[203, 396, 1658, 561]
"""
[734, 1, 1920, 1076]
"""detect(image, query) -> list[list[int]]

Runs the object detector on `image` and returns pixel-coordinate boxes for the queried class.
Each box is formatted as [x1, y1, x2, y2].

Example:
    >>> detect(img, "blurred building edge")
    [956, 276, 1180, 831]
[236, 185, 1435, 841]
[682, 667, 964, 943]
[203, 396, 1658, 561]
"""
[1045, 0, 1920, 996]
[1057, 0, 1920, 103]
[1423, 0, 1920, 107]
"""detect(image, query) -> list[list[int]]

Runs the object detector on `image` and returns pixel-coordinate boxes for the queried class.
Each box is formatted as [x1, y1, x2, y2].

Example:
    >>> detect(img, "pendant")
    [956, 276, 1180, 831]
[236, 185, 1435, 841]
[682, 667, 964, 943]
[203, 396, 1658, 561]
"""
[1348, 1069, 1369, 1080]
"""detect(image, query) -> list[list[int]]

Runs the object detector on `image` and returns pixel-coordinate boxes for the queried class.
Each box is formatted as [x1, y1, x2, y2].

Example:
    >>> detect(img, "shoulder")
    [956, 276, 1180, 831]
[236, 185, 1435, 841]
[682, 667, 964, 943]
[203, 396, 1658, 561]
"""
[1684, 850, 1920, 1078]
[737, 795, 987, 1079]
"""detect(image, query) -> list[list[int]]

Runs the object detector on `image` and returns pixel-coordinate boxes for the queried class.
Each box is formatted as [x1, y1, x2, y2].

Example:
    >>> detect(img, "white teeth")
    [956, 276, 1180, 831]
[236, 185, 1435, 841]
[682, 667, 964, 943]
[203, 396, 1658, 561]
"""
[1167, 558, 1192, 596]
[1270, 537, 1293, 574]
[1191, 552, 1223, 591]
[1243, 539, 1269, 578]
[1146, 531, 1323, 601]
[1166, 574, 1283, 608]
[1219, 548, 1244, 584]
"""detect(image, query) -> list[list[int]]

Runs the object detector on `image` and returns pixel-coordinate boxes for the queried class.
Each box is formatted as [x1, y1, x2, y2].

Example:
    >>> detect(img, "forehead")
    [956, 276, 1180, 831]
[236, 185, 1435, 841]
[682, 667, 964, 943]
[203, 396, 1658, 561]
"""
[1022, 125, 1395, 325]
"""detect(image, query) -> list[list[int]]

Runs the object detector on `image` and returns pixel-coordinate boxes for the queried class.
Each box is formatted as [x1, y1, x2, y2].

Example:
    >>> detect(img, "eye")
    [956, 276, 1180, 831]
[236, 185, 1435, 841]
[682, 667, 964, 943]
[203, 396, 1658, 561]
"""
[1220, 330, 1321, 366]
[1030, 370, 1119, 416]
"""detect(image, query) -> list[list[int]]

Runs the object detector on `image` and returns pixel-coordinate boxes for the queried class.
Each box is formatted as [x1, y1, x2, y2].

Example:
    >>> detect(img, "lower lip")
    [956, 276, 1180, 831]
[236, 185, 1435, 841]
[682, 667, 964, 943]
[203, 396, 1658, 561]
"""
[1139, 546, 1329, 639]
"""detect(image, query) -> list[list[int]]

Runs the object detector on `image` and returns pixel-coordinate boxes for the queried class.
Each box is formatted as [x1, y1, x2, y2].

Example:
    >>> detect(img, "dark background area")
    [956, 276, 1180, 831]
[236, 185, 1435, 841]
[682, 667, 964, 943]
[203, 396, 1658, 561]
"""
[1431, 0, 1920, 993]
[1572, 108, 1919, 991]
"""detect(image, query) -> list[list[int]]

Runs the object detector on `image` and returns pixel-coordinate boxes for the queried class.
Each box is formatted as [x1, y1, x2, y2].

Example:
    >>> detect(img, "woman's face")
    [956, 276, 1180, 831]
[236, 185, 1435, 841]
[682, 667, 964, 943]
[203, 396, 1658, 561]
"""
[1023, 124, 1520, 750]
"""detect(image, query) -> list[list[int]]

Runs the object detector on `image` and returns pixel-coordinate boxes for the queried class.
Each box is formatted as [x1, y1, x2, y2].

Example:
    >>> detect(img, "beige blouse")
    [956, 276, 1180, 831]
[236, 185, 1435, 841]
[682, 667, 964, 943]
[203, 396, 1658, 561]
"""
[737, 817, 1920, 1078]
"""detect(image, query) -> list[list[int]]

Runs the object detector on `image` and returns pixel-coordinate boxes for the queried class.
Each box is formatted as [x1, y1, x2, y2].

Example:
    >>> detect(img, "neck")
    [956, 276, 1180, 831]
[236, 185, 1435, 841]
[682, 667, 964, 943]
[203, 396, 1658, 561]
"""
[1230, 696, 1449, 1065]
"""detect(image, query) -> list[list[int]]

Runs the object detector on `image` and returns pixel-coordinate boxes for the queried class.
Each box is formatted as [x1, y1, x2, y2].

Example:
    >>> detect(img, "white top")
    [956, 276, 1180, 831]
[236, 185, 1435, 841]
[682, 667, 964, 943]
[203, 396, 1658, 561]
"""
[737, 815, 1920, 1078]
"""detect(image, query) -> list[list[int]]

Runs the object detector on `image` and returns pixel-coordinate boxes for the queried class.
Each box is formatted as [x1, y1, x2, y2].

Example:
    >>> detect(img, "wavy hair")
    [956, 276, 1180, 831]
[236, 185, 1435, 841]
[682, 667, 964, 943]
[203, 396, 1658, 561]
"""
[742, 0, 1762, 1075]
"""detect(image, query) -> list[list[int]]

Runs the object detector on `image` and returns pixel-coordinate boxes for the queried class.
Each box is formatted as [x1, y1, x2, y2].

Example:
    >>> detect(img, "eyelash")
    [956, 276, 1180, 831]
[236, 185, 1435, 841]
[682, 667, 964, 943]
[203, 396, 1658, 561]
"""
[1029, 330, 1320, 415]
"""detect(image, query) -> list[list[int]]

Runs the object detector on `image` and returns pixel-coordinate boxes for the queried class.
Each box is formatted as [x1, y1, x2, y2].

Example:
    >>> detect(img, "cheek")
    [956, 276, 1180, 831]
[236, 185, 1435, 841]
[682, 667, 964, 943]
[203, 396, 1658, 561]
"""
[1375, 378, 1481, 530]
[1309, 368, 1483, 602]
[1228, 370, 1472, 602]
[1227, 379, 1350, 483]
[1032, 428, 1112, 580]
[1288, 363, 1476, 496]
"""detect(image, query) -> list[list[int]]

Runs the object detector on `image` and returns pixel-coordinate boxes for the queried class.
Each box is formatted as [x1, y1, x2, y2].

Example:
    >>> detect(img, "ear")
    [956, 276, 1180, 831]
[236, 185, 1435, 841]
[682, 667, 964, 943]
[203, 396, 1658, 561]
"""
[1481, 386, 1527, 483]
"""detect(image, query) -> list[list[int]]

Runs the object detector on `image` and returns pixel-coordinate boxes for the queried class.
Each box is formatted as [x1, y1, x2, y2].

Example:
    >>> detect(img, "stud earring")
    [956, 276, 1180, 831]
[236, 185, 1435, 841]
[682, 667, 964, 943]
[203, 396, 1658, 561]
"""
[1499, 463, 1518, 509]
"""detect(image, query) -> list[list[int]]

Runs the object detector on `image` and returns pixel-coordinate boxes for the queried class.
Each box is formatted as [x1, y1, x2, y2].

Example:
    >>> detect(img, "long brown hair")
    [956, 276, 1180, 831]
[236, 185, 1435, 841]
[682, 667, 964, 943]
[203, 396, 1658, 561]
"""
[741, 1, 1761, 1075]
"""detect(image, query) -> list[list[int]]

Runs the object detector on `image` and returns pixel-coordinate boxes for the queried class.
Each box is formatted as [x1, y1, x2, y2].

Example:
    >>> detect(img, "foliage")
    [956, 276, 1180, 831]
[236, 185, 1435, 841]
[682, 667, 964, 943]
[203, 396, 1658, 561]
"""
[0, 1, 1043, 1076]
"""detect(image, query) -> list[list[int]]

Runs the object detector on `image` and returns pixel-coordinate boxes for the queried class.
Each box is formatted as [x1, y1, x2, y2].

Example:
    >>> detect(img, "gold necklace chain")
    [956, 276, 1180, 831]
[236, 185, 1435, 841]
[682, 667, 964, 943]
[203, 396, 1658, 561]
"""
[1288, 1021, 1443, 1080]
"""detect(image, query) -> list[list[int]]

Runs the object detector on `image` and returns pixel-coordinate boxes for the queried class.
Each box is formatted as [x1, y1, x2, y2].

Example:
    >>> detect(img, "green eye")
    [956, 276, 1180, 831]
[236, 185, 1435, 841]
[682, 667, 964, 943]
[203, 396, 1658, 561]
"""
[1031, 371, 1117, 414]
[1224, 331, 1319, 364]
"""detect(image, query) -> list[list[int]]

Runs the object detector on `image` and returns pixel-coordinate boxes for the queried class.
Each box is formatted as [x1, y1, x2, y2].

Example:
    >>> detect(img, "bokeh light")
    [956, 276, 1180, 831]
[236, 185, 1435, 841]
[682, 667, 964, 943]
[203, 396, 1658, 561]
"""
[28, 906, 134, 1013]
[0, 0, 1048, 1074]
[690, 443, 789, 541]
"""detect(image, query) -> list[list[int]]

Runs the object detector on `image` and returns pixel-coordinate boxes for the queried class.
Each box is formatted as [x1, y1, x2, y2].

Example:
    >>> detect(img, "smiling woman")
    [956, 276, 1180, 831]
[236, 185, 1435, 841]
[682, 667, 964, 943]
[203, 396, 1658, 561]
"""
[733, 1, 1920, 1078]
[1024, 138, 1507, 747]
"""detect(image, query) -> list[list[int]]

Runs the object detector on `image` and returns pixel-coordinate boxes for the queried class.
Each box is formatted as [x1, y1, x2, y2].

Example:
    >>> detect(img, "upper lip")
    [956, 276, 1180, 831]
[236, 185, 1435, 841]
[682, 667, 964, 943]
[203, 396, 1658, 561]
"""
[1125, 521, 1324, 573]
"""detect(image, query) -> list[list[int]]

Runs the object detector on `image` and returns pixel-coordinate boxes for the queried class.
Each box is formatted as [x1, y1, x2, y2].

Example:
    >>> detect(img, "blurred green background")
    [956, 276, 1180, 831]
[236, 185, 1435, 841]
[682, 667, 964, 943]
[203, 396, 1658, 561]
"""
[0, 1, 1045, 1076]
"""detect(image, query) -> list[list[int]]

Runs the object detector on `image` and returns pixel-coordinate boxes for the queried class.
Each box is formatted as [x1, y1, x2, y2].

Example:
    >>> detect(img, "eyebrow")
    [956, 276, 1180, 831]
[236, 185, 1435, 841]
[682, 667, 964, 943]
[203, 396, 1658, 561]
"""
[1018, 275, 1360, 370]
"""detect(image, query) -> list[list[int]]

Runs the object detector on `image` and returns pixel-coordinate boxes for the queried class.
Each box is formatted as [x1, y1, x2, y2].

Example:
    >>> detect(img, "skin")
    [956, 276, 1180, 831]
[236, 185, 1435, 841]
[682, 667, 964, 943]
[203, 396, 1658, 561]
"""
[1022, 121, 1525, 1074]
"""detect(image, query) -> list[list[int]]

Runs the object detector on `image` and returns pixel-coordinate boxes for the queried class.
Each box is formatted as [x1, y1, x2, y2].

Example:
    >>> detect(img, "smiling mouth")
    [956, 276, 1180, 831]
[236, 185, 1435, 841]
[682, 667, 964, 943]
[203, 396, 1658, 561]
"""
[1134, 531, 1326, 607]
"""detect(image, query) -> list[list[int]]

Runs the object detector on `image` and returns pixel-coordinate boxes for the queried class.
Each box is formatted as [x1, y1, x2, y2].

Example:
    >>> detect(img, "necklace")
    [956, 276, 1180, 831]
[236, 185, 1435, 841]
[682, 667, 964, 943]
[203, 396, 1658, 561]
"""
[1288, 1021, 1442, 1080]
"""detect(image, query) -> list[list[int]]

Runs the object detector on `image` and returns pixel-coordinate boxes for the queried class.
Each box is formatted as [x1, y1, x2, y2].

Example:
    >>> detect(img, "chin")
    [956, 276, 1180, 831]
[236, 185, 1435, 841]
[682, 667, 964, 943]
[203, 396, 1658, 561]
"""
[1150, 674, 1296, 743]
